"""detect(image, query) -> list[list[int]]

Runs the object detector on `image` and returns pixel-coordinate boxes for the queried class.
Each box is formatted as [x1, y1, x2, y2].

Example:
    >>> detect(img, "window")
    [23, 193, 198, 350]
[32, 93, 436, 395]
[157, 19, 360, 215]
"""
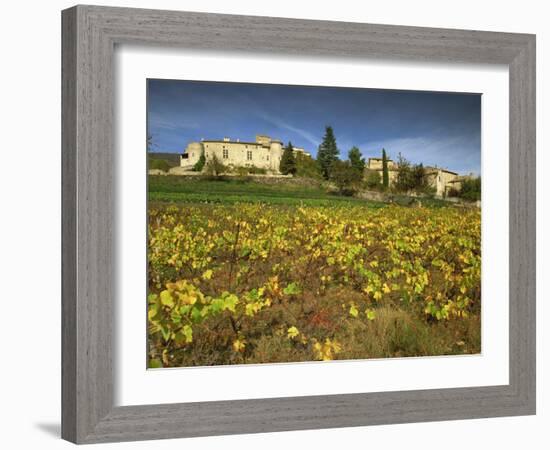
[267, 155, 269, 161]
[247, 150, 252, 161]
[223, 148, 228, 159]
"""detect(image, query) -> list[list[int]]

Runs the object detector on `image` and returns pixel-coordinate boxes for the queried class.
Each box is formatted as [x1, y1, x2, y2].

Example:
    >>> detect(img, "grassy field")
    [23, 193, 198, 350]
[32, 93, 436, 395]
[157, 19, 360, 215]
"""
[148, 175, 385, 206]
[147, 176, 481, 367]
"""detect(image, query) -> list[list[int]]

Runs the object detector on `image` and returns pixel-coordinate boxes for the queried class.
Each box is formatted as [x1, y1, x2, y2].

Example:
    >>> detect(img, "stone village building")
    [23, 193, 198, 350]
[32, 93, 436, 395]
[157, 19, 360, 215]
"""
[178, 134, 468, 197]
[364, 157, 467, 197]
[180, 135, 311, 173]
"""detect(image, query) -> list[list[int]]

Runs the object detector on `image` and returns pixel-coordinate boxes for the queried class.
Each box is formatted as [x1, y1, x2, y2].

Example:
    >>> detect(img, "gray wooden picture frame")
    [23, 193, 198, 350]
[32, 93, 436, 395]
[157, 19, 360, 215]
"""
[61, 4, 536, 444]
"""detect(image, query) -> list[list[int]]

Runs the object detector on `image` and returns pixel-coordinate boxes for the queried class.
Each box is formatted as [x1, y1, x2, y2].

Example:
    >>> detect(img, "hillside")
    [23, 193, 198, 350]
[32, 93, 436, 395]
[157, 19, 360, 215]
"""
[147, 151, 181, 166]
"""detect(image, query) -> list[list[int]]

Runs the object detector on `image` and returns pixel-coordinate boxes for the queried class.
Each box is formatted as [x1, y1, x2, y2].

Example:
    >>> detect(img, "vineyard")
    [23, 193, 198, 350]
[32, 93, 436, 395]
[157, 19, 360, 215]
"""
[148, 192, 481, 368]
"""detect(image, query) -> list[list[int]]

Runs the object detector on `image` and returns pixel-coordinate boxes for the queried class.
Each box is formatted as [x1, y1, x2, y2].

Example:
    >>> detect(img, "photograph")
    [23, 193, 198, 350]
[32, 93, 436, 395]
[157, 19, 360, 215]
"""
[146, 79, 482, 368]
[1, 0, 541, 446]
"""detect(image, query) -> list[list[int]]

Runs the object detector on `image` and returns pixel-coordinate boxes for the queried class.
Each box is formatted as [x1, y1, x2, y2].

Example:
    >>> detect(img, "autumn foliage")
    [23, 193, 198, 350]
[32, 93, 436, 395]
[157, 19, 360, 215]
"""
[148, 202, 481, 368]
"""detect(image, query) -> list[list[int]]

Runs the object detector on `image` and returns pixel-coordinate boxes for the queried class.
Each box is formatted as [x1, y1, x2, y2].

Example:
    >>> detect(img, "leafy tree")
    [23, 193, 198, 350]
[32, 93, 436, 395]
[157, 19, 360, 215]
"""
[411, 163, 428, 191]
[295, 152, 322, 179]
[395, 153, 428, 193]
[382, 148, 389, 189]
[193, 150, 206, 172]
[205, 154, 227, 177]
[279, 141, 297, 175]
[317, 126, 340, 179]
[364, 169, 381, 189]
[330, 160, 362, 195]
[458, 176, 481, 202]
[348, 146, 365, 174]
[395, 153, 414, 192]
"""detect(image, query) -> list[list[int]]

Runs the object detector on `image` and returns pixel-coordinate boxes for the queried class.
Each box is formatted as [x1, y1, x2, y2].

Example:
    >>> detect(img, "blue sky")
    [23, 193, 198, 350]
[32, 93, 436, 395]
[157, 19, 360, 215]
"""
[147, 79, 481, 175]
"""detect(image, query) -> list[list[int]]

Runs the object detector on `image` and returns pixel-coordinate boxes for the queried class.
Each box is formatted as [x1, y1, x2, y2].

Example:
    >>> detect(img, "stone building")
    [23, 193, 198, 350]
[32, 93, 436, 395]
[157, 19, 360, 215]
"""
[291, 146, 312, 158]
[443, 174, 474, 195]
[365, 157, 399, 185]
[180, 135, 309, 173]
[424, 167, 459, 197]
[365, 157, 464, 197]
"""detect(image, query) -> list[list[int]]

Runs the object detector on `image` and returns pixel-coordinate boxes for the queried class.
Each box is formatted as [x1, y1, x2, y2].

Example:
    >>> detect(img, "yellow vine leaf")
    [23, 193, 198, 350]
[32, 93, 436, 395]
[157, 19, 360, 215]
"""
[287, 326, 300, 339]
[233, 338, 246, 352]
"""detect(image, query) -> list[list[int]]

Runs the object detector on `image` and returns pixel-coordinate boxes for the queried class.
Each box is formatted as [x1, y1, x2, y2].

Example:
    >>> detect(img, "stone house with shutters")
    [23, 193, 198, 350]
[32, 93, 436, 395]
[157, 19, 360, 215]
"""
[365, 157, 467, 197]
[180, 135, 311, 174]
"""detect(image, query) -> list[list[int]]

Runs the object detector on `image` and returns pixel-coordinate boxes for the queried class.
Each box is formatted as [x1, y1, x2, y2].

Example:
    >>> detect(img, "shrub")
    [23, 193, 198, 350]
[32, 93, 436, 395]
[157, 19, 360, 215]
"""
[458, 177, 481, 202]
[247, 165, 267, 175]
[233, 167, 251, 177]
[149, 158, 171, 172]
[193, 151, 206, 172]
[295, 153, 322, 180]
[232, 166, 267, 177]
[329, 160, 362, 195]
[447, 187, 460, 197]
[205, 154, 227, 177]
[364, 169, 381, 189]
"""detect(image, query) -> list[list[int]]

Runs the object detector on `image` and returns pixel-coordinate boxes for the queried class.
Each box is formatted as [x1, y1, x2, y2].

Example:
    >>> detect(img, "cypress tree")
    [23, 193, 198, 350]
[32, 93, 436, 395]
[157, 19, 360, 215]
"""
[317, 126, 339, 179]
[279, 141, 297, 175]
[382, 148, 389, 189]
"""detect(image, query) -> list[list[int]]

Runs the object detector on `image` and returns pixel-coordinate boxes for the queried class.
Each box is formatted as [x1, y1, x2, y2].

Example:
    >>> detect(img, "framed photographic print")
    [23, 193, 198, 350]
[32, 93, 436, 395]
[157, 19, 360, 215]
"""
[62, 5, 536, 444]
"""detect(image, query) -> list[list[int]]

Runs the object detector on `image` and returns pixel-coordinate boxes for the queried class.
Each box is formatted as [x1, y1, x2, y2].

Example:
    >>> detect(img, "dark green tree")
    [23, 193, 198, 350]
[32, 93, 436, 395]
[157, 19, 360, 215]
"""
[193, 150, 206, 172]
[348, 146, 365, 174]
[382, 148, 389, 189]
[317, 126, 340, 179]
[279, 141, 297, 175]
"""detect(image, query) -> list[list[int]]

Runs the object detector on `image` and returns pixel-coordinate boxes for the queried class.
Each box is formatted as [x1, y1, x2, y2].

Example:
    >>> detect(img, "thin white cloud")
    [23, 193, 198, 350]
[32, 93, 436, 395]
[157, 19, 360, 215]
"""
[148, 112, 199, 131]
[258, 113, 320, 148]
